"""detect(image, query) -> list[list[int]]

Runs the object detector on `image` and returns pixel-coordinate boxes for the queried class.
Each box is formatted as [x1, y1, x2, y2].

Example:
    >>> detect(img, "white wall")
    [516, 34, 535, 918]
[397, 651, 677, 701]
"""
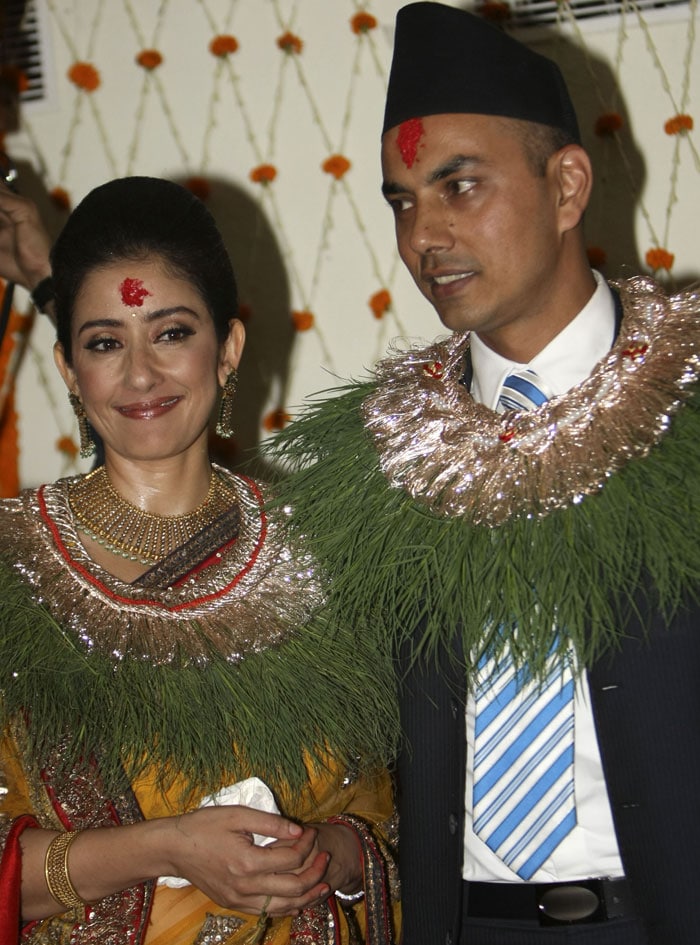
[5, 0, 698, 487]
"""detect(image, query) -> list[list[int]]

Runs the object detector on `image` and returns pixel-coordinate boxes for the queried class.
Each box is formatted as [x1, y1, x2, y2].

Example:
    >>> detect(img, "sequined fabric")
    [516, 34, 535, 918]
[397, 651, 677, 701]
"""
[0, 466, 324, 664]
[290, 903, 338, 945]
[362, 278, 700, 525]
[0, 467, 400, 945]
[193, 913, 245, 944]
[325, 813, 397, 945]
[10, 723, 153, 945]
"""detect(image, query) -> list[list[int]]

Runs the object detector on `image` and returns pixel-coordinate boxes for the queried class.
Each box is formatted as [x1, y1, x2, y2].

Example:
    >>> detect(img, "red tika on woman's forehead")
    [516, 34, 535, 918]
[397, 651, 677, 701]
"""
[119, 277, 151, 307]
[397, 117, 425, 168]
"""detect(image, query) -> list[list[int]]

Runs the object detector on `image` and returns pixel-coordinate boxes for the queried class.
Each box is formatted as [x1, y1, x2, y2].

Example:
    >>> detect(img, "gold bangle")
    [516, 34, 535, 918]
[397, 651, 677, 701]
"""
[44, 830, 86, 911]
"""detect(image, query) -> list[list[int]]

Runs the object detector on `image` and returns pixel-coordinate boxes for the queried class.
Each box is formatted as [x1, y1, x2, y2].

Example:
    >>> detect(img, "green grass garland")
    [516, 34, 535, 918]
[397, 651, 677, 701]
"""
[0, 564, 399, 810]
[269, 381, 700, 682]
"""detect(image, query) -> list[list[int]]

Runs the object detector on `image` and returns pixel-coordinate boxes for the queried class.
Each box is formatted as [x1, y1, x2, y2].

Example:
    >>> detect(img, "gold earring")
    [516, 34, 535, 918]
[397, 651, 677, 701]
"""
[216, 369, 237, 439]
[68, 392, 96, 458]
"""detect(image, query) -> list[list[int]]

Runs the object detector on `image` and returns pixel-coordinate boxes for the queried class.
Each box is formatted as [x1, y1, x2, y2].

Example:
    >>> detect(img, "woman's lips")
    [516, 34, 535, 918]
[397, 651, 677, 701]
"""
[115, 396, 182, 420]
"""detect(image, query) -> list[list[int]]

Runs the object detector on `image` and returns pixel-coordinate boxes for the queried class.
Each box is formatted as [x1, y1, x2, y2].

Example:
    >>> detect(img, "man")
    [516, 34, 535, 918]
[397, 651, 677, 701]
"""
[274, 4, 700, 945]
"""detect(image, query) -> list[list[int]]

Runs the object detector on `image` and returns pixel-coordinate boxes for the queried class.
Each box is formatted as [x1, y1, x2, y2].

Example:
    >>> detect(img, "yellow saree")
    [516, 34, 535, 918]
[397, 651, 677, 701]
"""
[0, 470, 400, 944]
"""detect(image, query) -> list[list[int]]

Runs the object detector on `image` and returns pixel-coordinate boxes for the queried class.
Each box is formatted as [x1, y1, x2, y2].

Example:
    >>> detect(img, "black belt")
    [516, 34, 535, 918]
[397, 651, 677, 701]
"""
[466, 877, 635, 926]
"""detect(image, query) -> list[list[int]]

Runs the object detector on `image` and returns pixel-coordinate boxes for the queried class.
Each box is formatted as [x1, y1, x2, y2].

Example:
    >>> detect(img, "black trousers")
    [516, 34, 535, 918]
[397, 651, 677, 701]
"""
[460, 916, 649, 945]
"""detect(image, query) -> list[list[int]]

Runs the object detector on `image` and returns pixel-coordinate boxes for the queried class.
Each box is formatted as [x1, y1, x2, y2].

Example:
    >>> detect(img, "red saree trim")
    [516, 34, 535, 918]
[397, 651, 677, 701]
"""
[0, 815, 38, 945]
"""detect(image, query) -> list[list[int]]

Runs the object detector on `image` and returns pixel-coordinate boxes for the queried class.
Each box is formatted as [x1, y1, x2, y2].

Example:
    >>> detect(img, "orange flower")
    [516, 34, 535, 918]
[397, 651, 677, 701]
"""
[237, 303, 252, 322]
[664, 114, 693, 135]
[292, 310, 314, 331]
[0, 65, 29, 93]
[277, 31, 303, 54]
[350, 12, 378, 33]
[67, 62, 100, 92]
[586, 246, 607, 268]
[369, 289, 391, 320]
[322, 154, 351, 180]
[136, 49, 163, 70]
[209, 34, 239, 57]
[645, 247, 674, 271]
[263, 407, 291, 432]
[49, 187, 71, 211]
[250, 164, 277, 184]
[479, 2, 512, 22]
[184, 177, 210, 200]
[56, 436, 79, 459]
[594, 112, 623, 136]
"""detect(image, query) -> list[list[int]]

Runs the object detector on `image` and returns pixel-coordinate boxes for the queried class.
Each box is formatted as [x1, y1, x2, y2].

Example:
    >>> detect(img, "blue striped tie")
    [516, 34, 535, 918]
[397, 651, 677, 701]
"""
[473, 368, 576, 879]
[497, 367, 551, 413]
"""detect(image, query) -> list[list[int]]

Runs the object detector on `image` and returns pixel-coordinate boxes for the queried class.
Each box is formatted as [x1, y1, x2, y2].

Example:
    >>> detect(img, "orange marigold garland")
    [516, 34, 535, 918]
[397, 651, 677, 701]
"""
[322, 155, 351, 180]
[479, 2, 512, 22]
[67, 62, 100, 92]
[263, 407, 291, 432]
[136, 49, 163, 70]
[0, 65, 29, 94]
[645, 247, 674, 271]
[0, 298, 31, 498]
[369, 289, 392, 320]
[185, 177, 210, 200]
[209, 34, 239, 57]
[664, 114, 693, 135]
[277, 32, 303, 54]
[0, 393, 19, 497]
[250, 164, 277, 184]
[49, 187, 71, 212]
[587, 246, 607, 269]
[594, 112, 623, 136]
[350, 12, 378, 33]
[292, 310, 314, 331]
[56, 436, 79, 460]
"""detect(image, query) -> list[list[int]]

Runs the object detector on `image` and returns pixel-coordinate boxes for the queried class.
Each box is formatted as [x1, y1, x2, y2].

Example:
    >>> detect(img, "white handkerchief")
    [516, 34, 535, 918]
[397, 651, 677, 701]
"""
[157, 776, 280, 888]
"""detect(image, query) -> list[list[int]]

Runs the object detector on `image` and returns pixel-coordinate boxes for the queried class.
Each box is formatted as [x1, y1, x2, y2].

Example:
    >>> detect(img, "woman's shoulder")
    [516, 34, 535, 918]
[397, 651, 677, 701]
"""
[0, 482, 51, 543]
[0, 480, 82, 593]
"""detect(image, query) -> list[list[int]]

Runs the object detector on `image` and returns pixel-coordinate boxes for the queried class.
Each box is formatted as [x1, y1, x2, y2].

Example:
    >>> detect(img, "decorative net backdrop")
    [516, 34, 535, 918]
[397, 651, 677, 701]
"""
[1, 0, 697, 488]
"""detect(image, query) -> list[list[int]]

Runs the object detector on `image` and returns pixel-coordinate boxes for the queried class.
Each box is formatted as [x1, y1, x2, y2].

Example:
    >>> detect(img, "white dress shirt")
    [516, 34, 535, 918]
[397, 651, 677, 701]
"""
[463, 272, 626, 883]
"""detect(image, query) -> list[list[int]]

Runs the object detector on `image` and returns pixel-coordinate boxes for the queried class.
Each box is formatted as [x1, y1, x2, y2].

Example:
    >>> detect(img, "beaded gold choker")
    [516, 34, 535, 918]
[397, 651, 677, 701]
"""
[68, 466, 238, 564]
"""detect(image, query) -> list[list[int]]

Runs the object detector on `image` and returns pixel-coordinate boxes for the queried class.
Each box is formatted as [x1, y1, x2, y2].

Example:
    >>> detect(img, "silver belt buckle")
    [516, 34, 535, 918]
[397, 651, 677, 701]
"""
[536, 880, 605, 925]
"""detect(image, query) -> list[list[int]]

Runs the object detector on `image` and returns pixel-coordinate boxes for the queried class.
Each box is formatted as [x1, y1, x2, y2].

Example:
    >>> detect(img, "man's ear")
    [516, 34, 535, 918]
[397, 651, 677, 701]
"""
[550, 145, 593, 234]
[53, 341, 79, 397]
[217, 318, 246, 387]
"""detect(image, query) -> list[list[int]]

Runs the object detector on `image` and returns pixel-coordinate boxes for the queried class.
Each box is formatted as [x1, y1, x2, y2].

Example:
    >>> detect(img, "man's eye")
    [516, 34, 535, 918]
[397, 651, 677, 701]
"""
[388, 197, 413, 213]
[452, 179, 476, 195]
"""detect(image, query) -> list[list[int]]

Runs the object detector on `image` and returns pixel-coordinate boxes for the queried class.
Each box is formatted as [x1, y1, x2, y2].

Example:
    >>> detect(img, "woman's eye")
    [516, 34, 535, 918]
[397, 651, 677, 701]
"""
[85, 336, 120, 352]
[158, 325, 195, 342]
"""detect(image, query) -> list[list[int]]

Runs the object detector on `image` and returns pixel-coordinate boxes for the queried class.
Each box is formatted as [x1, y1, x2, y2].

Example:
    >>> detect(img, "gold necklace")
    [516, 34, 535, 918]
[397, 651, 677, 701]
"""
[68, 466, 238, 564]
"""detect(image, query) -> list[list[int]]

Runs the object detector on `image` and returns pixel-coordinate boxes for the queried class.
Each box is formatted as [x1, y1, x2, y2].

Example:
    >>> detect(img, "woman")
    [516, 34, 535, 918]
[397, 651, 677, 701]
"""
[0, 177, 399, 944]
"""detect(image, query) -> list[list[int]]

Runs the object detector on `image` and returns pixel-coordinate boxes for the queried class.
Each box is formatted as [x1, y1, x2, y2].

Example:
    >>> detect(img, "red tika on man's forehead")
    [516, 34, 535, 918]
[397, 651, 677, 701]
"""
[119, 277, 151, 307]
[396, 117, 425, 168]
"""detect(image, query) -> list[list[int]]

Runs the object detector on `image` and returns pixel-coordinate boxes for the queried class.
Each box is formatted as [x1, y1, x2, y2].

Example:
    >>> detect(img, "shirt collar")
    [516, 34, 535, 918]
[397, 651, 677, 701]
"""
[470, 271, 617, 410]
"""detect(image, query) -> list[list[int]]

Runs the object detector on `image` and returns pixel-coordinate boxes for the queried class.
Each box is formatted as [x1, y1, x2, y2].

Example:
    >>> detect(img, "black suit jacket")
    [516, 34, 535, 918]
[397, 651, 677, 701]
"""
[397, 591, 700, 945]
[398, 290, 700, 943]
